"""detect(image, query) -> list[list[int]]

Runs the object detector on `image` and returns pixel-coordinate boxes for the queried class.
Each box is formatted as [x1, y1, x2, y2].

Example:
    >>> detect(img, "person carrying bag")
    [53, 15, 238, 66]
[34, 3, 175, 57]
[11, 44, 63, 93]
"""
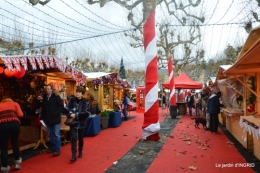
[66, 86, 90, 162]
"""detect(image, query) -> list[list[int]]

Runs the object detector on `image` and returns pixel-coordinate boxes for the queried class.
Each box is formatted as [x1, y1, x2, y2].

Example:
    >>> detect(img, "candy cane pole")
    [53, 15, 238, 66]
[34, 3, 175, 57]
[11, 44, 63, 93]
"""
[142, 10, 160, 141]
[168, 57, 176, 106]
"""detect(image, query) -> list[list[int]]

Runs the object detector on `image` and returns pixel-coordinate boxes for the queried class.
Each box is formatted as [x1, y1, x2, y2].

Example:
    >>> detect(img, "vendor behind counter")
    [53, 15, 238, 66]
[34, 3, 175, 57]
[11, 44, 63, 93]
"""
[13, 95, 42, 126]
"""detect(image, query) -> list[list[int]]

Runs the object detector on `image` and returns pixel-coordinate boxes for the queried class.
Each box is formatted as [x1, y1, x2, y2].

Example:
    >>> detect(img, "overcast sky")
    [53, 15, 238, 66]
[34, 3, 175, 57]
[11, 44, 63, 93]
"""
[0, 0, 259, 70]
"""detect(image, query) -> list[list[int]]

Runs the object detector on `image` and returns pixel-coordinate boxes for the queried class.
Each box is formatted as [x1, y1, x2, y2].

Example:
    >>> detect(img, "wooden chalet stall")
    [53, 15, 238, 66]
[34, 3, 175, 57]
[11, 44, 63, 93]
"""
[84, 72, 111, 110]
[84, 72, 131, 110]
[84, 72, 115, 111]
[0, 55, 86, 153]
[136, 86, 145, 113]
[222, 26, 260, 159]
[213, 65, 232, 127]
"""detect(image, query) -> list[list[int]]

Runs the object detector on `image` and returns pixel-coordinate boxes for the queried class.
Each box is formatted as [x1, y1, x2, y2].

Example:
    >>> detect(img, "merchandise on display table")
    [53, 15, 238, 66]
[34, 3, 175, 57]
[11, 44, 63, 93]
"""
[84, 116, 101, 136]
[108, 111, 122, 127]
[218, 78, 244, 110]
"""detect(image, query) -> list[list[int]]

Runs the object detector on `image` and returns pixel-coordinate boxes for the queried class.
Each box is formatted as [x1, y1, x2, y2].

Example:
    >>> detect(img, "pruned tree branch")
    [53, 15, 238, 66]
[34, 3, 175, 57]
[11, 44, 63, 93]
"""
[29, 0, 51, 6]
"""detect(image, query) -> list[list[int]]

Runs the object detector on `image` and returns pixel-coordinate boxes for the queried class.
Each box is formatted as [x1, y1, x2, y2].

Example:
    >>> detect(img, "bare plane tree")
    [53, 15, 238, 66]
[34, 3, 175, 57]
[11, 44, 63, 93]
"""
[87, 0, 205, 72]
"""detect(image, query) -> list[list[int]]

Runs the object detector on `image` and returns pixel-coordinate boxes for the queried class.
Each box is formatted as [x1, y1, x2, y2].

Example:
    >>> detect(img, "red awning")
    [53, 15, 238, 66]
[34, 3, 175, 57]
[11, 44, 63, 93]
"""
[162, 72, 203, 89]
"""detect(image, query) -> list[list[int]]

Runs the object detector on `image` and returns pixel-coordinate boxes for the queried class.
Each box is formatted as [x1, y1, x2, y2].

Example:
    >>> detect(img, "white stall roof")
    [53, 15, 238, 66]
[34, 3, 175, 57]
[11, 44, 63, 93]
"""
[83, 72, 112, 79]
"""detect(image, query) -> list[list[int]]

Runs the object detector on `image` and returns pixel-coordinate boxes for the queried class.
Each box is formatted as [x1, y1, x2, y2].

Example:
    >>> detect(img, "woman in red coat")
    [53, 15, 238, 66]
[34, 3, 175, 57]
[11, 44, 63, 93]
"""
[0, 97, 24, 173]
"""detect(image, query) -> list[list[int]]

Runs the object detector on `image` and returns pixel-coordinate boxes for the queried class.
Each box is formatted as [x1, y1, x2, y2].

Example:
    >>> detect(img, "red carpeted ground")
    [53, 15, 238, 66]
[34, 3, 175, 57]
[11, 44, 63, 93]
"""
[147, 115, 255, 173]
[8, 108, 168, 173]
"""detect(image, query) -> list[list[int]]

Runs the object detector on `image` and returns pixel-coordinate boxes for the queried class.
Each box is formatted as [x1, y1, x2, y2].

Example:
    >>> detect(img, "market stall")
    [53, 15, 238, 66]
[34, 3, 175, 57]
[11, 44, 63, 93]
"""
[162, 72, 203, 115]
[0, 55, 86, 153]
[136, 86, 145, 113]
[84, 72, 132, 111]
[222, 26, 260, 159]
[213, 65, 232, 126]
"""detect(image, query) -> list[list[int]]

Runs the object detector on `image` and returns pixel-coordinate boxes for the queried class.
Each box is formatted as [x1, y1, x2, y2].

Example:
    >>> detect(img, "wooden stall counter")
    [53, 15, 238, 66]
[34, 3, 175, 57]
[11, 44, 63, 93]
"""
[221, 108, 244, 116]
[220, 108, 244, 126]
[176, 102, 187, 115]
[222, 108, 249, 150]
[8, 116, 40, 154]
[240, 116, 260, 160]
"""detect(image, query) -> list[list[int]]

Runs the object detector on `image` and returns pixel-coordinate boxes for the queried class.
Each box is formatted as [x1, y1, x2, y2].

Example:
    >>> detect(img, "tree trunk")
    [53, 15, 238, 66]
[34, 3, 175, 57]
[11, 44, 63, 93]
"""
[143, 0, 157, 20]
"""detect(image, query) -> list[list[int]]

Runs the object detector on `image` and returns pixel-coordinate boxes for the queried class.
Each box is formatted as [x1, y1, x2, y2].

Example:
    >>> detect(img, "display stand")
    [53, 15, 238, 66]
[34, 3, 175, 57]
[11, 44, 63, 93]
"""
[60, 115, 70, 145]
[34, 126, 48, 149]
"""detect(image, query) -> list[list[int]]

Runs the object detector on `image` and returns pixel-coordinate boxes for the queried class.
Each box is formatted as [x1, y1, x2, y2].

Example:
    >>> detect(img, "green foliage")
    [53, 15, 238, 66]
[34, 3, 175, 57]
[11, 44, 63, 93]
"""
[119, 58, 126, 79]
[101, 111, 109, 117]
[247, 76, 256, 105]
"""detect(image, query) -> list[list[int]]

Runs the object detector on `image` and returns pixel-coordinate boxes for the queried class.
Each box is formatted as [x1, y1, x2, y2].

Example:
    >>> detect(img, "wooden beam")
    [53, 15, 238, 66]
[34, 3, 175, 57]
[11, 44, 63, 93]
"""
[236, 63, 260, 69]
[224, 81, 243, 97]
[234, 75, 260, 98]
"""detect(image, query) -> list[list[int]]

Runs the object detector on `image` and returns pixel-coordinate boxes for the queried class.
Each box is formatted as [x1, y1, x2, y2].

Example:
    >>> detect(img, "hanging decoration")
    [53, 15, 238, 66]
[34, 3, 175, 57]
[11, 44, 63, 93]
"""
[62, 62, 67, 73]
[91, 73, 128, 88]
[0, 67, 4, 73]
[54, 57, 62, 71]
[1, 57, 13, 71]
[247, 76, 256, 105]
[65, 65, 71, 76]
[72, 69, 79, 79]
[35, 56, 44, 70]
[0, 55, 86, 86]
[20, 56, 28, 70]
[42, 56, 50, 68]
[4, 68, 16, 77]
[80, 77, 86, 86]
[239, 117, 260, 139]
[14, 66, 25, 78]
[27, 56, 37, 70]
[48, 56, 55, 68]
[11, 57, 21, 72]
[247, 105, 254, 112]
[75, 78, 81, 86]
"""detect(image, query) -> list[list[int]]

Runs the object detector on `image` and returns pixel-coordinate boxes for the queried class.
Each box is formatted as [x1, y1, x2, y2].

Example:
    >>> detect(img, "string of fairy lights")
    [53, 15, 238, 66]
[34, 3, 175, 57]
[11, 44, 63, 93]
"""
[0, 0, 259, 70]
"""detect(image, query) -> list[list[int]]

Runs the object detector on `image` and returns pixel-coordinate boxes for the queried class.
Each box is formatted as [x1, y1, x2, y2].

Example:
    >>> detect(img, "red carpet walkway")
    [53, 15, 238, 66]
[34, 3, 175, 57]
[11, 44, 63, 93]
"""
[147, 115, 255, 173]
[8, 108, 168, 173]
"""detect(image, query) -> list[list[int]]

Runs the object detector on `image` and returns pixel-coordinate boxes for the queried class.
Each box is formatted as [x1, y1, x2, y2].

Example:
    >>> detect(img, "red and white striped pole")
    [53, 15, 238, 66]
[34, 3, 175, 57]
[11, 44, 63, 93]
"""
[168, 57, 176, 105]
[142, 10, 160, 141]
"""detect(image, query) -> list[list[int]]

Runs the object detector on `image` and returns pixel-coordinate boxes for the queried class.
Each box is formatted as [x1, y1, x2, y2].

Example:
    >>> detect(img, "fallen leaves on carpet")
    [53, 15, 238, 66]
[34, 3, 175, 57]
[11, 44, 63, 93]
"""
[227, 141, 234, 145]
[188, 166, 197, 170]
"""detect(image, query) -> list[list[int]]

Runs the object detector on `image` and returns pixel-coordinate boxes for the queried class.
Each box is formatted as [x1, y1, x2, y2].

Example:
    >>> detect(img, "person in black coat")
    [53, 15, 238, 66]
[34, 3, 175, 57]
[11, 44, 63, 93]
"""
[186, 93, 194, 116]
[40, 84, 63, 156]
[162, 93, 166, 109]
[207, 90, 224, 134]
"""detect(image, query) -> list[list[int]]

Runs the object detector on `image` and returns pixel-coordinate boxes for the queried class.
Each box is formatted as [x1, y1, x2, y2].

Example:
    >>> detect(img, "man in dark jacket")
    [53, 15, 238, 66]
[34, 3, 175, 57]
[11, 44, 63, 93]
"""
[40, 84, 63, 156]
[207, 90, 224, 134]
[186, 93, 194, 116]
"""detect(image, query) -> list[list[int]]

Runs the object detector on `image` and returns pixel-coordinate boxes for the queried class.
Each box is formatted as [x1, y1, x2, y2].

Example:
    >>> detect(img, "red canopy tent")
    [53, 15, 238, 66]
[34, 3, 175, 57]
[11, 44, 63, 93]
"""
[162, 72, 202, 115]
[162, 72, 203, 89]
